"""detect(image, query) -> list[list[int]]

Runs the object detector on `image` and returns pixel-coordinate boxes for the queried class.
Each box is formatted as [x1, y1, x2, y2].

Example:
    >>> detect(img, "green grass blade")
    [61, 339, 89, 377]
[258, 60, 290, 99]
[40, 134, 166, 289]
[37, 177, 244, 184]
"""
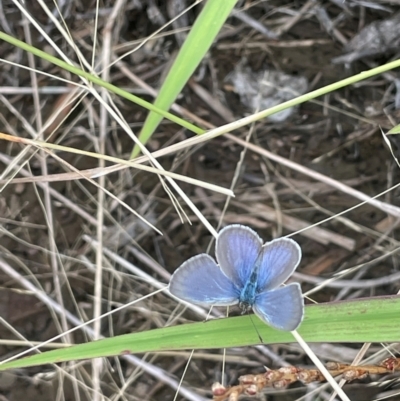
[0, 31, 202, 135]
[387, 124, 400, 134]
[1, 31, 400, 151]
[1, 296, 399, 371]
[131, 0, 238, 158]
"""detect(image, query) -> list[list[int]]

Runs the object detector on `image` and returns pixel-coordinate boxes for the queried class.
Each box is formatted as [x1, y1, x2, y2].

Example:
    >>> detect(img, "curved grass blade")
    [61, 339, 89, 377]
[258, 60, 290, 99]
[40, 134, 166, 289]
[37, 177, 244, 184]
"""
[0, 31, 202, 135]
[0, 296, 399, 371]
[1, 32, 400, 148]
[387, 124, 400, 135]
[131, 0, 238, 158]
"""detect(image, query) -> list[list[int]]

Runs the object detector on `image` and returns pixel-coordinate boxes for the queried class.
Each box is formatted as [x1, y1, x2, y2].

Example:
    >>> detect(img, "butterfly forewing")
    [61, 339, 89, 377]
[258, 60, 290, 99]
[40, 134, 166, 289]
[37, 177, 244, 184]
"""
[256, 238, 302, 292]
[253, 283, 304, 331]
[169, 254, 239, 306]
[216, 225, 262, 288]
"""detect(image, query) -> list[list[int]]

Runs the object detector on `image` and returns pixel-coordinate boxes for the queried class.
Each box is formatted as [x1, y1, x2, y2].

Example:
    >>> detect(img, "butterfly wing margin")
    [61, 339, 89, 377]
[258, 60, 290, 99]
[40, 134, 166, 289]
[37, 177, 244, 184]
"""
[253, 284, 304, 331]
[257, 238, 302, 291]
[216, 225, 262, 288]
[169, 254, 239, 306]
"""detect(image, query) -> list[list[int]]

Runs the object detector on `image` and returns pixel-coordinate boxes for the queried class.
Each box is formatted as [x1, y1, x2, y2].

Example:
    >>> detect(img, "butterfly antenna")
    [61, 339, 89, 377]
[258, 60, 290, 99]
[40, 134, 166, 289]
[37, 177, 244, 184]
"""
[248, 312, 264, 344]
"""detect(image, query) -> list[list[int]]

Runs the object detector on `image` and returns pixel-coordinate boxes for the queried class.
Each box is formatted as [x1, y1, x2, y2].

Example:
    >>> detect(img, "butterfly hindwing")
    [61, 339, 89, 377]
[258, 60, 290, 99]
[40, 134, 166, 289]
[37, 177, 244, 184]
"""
[169, 254, 239, 306]
[253, 283, 304, 331]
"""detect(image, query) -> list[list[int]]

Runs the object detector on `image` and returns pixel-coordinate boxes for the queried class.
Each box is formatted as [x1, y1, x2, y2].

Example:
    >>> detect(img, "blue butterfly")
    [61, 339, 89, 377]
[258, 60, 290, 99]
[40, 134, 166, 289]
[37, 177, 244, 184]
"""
[169, 224, 304, 331]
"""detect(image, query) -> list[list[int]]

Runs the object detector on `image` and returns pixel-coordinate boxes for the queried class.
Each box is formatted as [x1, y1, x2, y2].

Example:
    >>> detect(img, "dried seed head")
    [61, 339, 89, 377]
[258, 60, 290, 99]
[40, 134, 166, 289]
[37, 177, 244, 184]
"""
[381, 357, 400, 371]
[343, 369, 369, 381]
[212, 382, 227, 397]
[239, 374, 255, 385]
[326, 362, 341, 370]
[244, 385, 258, 396]
[279, 366, 299, 374]
[273, 379, 290, 389]
[297, 370, 320, 383]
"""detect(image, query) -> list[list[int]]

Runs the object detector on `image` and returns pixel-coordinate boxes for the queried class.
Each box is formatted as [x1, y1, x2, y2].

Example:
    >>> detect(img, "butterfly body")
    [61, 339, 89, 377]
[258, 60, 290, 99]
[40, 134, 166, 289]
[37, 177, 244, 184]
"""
[238, 258, 260, 311]
[169, 224, 304, 331]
